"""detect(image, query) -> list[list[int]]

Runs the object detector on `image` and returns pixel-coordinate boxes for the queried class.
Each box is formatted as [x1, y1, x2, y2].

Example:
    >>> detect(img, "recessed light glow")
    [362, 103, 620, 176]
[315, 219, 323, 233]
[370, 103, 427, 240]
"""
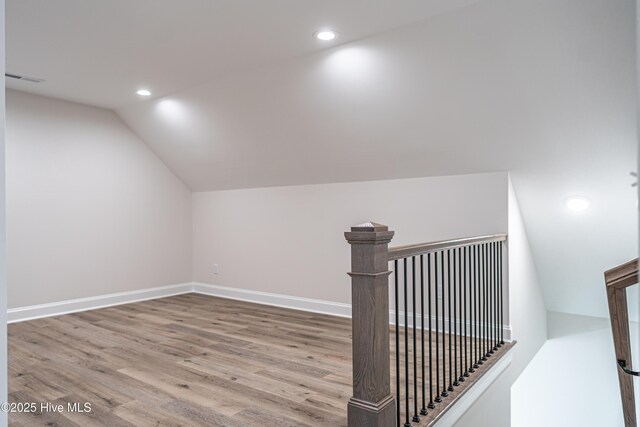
[565, 196, 591, 212]
[136, 89, 151, 96]
[316, 30, 337, 41]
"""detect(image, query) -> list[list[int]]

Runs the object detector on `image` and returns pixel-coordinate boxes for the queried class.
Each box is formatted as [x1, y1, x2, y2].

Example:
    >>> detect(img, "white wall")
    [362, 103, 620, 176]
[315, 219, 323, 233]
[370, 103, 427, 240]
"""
[505, 178, 548, 374]
[193, 172, 508, 304]
[5, 90, 192, 308]
[454, 176, 548, 427]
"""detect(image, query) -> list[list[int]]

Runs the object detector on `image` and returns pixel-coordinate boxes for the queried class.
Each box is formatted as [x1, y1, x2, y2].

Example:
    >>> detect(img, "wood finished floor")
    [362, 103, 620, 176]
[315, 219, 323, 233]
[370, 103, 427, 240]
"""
[8, 294, 512, 427]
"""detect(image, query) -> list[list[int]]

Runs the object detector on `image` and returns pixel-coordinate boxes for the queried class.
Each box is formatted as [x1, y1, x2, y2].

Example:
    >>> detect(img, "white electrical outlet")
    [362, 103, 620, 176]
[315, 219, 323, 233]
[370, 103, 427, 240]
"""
[213, 264, 219, 274]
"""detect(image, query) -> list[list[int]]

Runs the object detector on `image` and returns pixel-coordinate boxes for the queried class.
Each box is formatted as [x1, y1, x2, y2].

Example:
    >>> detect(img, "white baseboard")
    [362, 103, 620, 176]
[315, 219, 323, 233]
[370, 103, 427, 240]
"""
[7, 283, 194, 323]
[7, 282, 354, 323]
[391, 310, 513, 342]
[192, 282, 352, 318]
[7, 281, 512, 342]
[433, 351, 513, 427]
[192, 282, 511, 340]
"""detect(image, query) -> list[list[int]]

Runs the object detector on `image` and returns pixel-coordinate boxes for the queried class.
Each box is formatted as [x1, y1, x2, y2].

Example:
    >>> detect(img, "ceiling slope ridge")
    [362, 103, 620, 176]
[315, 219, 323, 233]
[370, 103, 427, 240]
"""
[507, 174, 548, 311]
[5, 87, 111, 114]
[113, 108, 194, 192]
[184, 171, 509, 196]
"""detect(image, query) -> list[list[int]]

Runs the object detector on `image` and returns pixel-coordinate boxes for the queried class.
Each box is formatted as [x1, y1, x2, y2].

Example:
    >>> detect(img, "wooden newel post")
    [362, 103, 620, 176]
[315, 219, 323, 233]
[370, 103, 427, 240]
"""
[344, 222, 396, 427]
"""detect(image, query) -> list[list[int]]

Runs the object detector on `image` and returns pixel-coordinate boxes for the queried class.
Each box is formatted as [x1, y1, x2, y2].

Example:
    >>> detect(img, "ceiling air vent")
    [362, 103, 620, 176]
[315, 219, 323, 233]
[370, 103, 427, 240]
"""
[5, 73, 45, 83]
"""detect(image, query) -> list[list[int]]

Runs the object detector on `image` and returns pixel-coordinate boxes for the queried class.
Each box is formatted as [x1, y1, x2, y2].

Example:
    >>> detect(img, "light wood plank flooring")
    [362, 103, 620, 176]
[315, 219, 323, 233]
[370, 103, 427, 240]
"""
[8, 294, 512, 426]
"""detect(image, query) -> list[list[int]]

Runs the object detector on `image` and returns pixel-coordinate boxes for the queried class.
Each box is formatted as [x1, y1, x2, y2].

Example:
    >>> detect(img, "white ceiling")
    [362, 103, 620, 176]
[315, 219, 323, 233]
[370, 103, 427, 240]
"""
[6, 0, 638, 318]
[6, 0, 482, 109]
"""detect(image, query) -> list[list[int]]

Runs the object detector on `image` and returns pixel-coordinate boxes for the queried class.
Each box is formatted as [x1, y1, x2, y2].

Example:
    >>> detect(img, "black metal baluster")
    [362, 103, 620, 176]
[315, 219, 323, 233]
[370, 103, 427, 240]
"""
[483, 244, 489, 360]
[434, 252, 442, 403]
[458, 247, 465, 383]
[493, 242, 498, 351]
[463, 246, 470, 378]
[494, 242, 498, 351]
[404, 259, 410, 427]
[499, 243, 504, 346]
[485, 243, 490, 356]
[489, 242, 497, 354]
[496, 242, 500, 349]
[473, 244, 480, 369]
[441, 251, 449, 398]
[489, 243, 495, 355]
[471, 245, 474, 368]
[478, 244, 486, 364]
[469, 245, 475, 373]
[427, 253, 435, 410]
[475, 245, 479, 363]
[478, 245, 484, 365]
[394, 260, 400, 427]
[481, 243, 486, 360]
[479, 244, 484, 362]
[412, 257, 420, 423]
[453, 248, 459, 387]
[447, 250, 453, 392]
[421, 255, 428, 416]
[488, 243, 493, 357]
[489, 243, 492, 354]
[490, 242, 497, 353]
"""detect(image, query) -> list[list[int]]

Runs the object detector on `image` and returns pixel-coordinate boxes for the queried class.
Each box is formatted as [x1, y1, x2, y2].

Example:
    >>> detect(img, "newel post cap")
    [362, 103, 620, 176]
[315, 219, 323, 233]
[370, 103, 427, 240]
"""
[350, 222, 388, 232]
[344, 221, 394, 244]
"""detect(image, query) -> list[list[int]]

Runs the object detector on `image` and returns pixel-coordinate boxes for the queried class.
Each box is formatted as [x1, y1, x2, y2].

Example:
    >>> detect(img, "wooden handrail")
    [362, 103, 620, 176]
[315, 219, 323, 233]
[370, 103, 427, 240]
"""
[388, 234, 507, 261]
[605, 257, 639, 427]
[605, 258, 639, 290]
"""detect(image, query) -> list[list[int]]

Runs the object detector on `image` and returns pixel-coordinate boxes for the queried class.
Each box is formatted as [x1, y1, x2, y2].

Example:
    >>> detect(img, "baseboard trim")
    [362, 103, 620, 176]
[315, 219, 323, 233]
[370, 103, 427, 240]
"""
[191, 283, 511, 340]
[192, 282, 352, 318]
[7, 283, 194, 323]
[7, 281, 513, 341]
[390, 310, 513, 342]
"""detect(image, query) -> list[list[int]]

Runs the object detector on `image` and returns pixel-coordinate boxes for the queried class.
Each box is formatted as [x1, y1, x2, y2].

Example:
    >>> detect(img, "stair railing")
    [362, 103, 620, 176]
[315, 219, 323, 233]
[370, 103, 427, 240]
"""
[605, 258, 639, 427]
[344, 222, 509, 426]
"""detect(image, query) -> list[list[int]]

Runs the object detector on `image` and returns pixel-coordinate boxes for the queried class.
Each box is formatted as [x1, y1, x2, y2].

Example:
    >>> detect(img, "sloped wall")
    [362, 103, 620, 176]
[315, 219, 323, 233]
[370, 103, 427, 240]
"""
[5, 90, 192, 308]
[192, 172, 508, 304]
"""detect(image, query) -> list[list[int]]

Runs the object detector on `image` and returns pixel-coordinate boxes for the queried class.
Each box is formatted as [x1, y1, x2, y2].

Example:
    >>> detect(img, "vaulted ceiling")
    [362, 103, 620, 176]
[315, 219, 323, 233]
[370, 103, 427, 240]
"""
[7, 0, 482, 109]
[6, 0, 638, 318]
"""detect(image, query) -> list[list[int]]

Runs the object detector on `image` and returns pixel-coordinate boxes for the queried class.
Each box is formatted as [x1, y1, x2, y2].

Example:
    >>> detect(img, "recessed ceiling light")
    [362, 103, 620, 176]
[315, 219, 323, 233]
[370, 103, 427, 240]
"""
[136, 89, 151, 96]
[565, 196, 591, 212]
[315, 30, 337, 41]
